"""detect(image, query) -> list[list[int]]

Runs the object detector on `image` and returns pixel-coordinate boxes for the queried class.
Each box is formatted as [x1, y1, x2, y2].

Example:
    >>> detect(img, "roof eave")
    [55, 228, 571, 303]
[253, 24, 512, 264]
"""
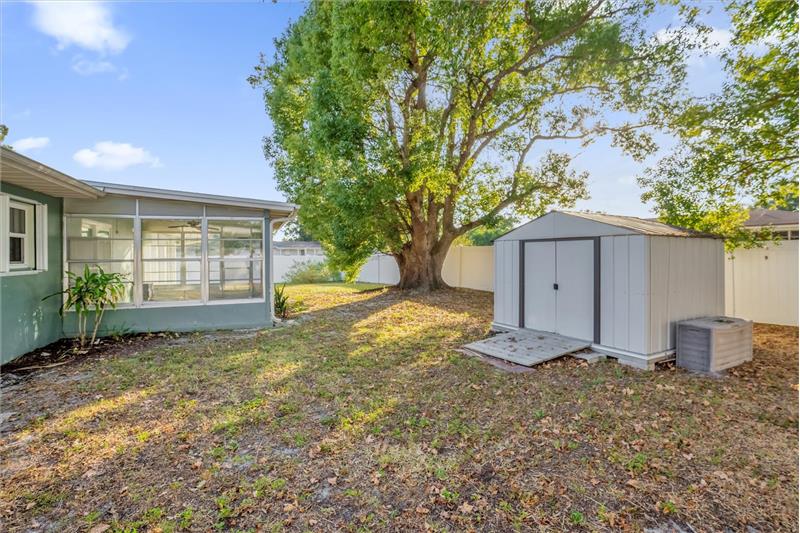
[1, 147, 103, 199]
[83, 180, 297, 215]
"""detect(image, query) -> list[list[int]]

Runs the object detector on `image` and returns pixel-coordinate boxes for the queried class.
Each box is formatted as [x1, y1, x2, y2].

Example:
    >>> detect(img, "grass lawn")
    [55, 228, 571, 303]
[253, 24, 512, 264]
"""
[1, 284, 797, 531]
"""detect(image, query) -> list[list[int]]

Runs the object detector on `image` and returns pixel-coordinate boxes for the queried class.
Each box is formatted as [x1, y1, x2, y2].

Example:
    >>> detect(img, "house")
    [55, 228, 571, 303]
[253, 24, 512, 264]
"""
[0, 147, 296, 364]
[742, 208, 798, 239]
[273, 240, 325, 257]
[493, 211, 725, 370]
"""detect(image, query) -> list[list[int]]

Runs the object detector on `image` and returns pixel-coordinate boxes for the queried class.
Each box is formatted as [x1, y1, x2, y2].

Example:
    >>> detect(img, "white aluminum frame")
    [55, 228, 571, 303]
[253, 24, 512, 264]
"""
[63, 201, 267, 311]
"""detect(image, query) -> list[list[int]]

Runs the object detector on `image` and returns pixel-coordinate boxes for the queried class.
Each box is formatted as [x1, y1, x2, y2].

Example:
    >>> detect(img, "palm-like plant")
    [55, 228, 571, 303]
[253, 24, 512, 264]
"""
[46, 265, 127, 348]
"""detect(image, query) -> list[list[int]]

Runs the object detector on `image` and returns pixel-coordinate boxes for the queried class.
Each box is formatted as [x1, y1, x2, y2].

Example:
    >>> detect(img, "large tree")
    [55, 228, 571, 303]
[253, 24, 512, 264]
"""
[252, 0, 701, 289]
[640, 0, 798, 248]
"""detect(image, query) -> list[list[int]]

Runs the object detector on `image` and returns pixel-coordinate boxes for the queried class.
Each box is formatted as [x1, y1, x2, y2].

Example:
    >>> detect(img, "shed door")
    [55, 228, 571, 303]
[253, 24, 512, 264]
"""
[554, 240, 594, 340]
[523, 239, 595, 341]
[524, 242, 556, 331]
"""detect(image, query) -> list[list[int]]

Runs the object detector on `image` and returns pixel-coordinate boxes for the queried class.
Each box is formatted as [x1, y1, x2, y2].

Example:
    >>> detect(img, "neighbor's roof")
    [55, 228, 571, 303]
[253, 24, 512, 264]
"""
[744, 208, 799, 227]
[562, 211, 719, 238]
[273, 241, 321, 248]
[84, 180, 297, 217]
[0, 146, 103, 199]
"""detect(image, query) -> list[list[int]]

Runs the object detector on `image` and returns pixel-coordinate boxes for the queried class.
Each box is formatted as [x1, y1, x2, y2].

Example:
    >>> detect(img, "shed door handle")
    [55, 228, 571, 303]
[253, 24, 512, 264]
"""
[553, 283, 559, 290]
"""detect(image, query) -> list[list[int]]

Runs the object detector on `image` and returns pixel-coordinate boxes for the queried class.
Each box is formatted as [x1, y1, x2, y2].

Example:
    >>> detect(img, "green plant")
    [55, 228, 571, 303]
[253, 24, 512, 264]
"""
[45, 265, 127, 348]
[440, 488, 459, 503]
[274, 283, 290, 318]
[569, 511, 585, 525]
[284, 260, 342, 284]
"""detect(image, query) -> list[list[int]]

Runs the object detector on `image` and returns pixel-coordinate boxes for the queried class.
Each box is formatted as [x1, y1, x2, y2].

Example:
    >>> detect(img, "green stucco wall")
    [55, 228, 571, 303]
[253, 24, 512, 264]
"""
[62, 300, 271, 337]
[1, 183, 64, 364]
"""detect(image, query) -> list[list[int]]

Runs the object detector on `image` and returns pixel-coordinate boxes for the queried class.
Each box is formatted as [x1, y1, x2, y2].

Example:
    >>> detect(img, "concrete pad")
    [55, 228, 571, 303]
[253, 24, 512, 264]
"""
[464, 329, 592, 367]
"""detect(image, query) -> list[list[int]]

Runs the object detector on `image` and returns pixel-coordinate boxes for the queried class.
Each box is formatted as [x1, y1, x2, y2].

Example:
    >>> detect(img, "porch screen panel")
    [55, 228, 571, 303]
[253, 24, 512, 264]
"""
[66, 217, 135, 302]
[208, 219, 263, 300]
[142, 219, 201, 302]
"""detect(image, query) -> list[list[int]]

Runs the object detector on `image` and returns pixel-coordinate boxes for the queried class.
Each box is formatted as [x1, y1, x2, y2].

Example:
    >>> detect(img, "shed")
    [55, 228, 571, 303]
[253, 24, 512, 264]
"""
[493, 211, 725, 369]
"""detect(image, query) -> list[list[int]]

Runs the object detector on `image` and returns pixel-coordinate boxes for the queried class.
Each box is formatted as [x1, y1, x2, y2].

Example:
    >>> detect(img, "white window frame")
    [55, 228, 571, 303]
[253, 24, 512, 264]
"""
[62, 206, 267, 309]
[64, 213, 136, 307]
[206, 216, 265, 303]
[0, 194, 47, 276]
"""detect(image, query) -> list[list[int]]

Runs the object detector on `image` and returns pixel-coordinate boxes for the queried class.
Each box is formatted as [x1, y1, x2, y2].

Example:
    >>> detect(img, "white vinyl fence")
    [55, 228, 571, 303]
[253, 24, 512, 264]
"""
[357, 246, 494, 291]
[356, 243, 798, 326]
[273, 254, 326, 283]
[725, 240, 798, 326]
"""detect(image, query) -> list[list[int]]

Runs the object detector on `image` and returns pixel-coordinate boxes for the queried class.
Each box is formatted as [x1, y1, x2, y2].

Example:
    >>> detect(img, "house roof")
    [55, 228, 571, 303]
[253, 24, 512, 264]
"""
[560, 211, 719, 238]
[0, 146, 103, 199]
[83, 180, 297, 217]
[744, 208, 799, 227]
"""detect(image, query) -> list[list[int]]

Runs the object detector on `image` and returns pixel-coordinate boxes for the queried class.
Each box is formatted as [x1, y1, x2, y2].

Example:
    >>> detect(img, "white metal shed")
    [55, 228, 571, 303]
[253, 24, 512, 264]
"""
[493, 211, 725, 369]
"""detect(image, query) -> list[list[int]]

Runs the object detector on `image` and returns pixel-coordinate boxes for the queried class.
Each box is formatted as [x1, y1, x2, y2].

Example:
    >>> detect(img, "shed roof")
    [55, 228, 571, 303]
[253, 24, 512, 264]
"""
[562, 211, 718, 238]
[496, 210, 720, 242]
[1, 146, 103, 199]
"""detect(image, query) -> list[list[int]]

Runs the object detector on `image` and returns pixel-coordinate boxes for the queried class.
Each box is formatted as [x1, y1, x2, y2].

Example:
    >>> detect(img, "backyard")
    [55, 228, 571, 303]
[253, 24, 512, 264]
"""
[1, 284, 797, 531]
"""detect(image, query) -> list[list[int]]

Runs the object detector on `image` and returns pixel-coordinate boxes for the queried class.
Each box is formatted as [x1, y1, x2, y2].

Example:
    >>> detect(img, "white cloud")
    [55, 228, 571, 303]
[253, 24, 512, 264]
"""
[29, 1, 130, 55]
[73, 141, 161, 171]
[71, 56, 129, 80]
[13, 137, 51, 153]
[71, 57, 116, 75]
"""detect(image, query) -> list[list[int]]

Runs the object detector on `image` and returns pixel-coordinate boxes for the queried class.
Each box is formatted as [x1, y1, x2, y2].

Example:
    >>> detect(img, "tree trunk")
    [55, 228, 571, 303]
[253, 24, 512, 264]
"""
[394, 232, 454, 291]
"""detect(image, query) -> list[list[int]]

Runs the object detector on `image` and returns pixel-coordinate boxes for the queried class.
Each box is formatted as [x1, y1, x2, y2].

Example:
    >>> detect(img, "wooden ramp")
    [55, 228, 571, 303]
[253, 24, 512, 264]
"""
[464, 330, 594, 367]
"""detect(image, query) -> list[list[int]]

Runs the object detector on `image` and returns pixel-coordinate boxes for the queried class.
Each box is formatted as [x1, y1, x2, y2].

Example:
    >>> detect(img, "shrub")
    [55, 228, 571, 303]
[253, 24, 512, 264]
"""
[45, 265, 127, 348]
[274, 284, 290, 319]
[284, 260, 342, 284]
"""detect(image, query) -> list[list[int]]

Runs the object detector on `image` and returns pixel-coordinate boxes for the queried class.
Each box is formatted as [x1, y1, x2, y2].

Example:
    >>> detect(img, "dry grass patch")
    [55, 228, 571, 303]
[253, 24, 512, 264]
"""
[0, 284, 796, 531]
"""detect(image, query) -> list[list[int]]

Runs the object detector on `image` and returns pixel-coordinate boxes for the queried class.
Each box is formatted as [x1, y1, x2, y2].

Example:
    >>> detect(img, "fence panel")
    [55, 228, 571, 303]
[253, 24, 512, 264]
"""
[725, 240, 798, 326]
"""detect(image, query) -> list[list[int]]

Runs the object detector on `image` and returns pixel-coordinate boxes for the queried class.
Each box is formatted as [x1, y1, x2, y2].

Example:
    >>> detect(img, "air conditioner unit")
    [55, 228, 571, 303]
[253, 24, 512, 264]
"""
[676, 317, 753, 373]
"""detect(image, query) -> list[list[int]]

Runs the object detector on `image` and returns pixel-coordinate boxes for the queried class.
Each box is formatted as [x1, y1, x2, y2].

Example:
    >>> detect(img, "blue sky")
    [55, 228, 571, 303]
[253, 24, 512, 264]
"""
[2, 1, 732, 218]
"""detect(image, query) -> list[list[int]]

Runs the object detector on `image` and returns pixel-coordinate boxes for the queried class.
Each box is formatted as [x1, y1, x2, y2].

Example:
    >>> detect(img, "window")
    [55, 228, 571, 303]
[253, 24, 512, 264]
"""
[142, 219, 202, 302]
[208, 220, 263, 300]
[1, 196, 47, 274]
[66, 217, 134, 302]
[9, 202, 34, 267]
[62, 212, 265, 306]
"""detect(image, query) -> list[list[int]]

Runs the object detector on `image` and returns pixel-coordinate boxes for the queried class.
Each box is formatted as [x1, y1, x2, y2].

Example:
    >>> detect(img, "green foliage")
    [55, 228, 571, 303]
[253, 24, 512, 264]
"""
[281, 220, 316, 241]
[460, 216, 517, 246]
[45, 265, 127, 348]
[273, 283, 290, 319]
[0, 124, 8, 143]
[641, 0, 798, 249]
[251, 0, 701, 286]
[569, 510, 586, 525]
[284, 260, 342, 284]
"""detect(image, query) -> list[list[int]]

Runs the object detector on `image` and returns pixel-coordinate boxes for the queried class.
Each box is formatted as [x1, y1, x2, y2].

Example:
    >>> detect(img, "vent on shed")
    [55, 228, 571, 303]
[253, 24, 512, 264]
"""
[676, 317, 753, 373]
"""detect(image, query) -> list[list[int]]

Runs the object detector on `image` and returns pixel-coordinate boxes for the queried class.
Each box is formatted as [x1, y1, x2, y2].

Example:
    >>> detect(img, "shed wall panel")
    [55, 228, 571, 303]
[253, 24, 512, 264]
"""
[627, 236, 648, 354]
[612, 237, 630, 347]
[648, 237, 724, 353]
[599, 235, 648, 354]
[493, 240, 519, 327]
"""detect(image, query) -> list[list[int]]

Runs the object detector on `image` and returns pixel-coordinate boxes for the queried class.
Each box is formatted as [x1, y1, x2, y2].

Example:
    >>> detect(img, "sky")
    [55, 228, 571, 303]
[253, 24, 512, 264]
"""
[2, 1, 733, 219]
